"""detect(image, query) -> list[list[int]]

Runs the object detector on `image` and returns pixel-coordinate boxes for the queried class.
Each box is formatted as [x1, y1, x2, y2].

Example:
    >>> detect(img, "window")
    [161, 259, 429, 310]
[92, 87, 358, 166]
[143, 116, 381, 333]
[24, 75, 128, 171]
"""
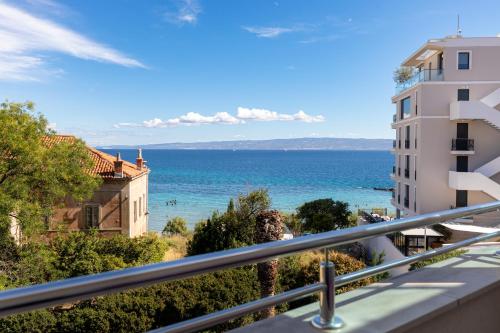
[404, 155, 410, 178]
[404, 184, 410, 208]
[414, 124, 418, 149]
[400, 97, 411, 119]
[414, 155, 417, 180]
[139, 197, 142, 217]
[415, 91, 418, 115]
[458, 52, 470, 70]
[84, 204, 100, 229]
[134, 201, 137, 222]
[458, 89, 469, 101]
[405, 126, 410, 149]
[456, 190, 468, 208]
[457, 156, 468, 172]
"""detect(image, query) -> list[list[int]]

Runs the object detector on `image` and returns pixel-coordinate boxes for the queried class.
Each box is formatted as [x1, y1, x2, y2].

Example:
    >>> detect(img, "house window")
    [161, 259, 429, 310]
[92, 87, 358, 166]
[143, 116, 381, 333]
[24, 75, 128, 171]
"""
[456, 190, 468, 208]
[84, 204, 100, 229]
[458, 52, 470, 70]
[458, 89, 469, 101]
[400, 97, 411, 119]
[134, 201, 137, 222]
[139, 197, 142, 217]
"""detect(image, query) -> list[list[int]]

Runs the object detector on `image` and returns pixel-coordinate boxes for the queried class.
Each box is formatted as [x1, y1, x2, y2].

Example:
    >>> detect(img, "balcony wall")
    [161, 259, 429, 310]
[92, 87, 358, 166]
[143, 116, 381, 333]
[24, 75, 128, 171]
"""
[231, 245, 500, 333]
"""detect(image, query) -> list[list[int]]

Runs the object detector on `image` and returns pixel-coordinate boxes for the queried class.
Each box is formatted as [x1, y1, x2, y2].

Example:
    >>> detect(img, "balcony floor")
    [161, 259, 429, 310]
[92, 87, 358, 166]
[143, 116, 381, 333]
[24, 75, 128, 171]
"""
[230, 245, 500, 333]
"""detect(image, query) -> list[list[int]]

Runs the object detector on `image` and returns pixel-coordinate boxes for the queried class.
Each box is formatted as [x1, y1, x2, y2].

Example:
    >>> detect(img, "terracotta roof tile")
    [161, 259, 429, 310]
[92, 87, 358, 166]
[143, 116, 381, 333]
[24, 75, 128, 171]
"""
[42, 135, 148, 179]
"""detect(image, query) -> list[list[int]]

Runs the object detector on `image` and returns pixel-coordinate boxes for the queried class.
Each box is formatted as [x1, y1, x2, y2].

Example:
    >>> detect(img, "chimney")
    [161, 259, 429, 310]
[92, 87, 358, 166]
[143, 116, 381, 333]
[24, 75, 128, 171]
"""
[136, 148, 144, 170]
[114, 153, 124, 178]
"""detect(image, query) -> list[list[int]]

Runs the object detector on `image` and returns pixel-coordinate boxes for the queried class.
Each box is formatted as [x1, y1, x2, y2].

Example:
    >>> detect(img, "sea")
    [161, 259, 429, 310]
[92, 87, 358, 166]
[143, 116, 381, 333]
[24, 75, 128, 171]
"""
[101, 149, 394, 232]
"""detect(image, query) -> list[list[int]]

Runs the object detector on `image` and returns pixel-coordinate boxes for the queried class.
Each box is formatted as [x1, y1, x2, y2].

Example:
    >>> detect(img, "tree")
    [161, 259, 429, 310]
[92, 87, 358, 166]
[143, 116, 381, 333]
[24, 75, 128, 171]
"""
[187, 190, 271, 255]
[255, 210, 283, 318]
[0, 102, 101, 239]
[393, 66, 414, 84]
[162, 217, 188, 237]
[296, 199, 352, 233]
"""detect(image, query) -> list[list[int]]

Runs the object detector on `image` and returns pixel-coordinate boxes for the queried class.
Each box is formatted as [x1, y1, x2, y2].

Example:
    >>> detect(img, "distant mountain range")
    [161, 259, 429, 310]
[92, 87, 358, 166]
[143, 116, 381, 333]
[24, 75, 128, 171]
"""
[100, 137, 392, 151]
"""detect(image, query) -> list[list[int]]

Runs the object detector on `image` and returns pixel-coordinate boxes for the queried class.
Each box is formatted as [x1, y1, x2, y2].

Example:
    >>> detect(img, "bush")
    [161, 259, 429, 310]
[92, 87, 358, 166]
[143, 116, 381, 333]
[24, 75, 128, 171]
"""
[409, 249, 467, 271]
[162, 217, 188, 237]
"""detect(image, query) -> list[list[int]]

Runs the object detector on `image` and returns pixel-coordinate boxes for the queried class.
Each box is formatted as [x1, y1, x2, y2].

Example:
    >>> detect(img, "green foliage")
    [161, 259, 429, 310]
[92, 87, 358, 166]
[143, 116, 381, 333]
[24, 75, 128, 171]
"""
[0, 102, 101, 238]
[367, 250, 389, 281]
[393, 66, 414, 84]
[282, 213, 302, 236]
[278, 250, 373, 308]
[162, 217, 188, 236]
[187, 189, 271, 255]
[2, 231, 168, 288]
[296, 199, 352, 233]
[409, 249, 467, 271]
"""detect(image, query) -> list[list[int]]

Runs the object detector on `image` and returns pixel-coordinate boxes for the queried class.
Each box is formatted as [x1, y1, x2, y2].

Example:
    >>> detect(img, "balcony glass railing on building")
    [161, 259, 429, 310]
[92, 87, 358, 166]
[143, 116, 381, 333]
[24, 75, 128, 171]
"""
[395, 69, 444, 93]
[451, 138, 475, 151]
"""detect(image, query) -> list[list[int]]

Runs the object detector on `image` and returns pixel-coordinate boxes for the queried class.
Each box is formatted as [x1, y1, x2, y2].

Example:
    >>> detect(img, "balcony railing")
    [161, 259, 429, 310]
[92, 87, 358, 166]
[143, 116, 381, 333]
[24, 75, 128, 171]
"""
[404, 168, 410, 178]
[1, 202, 499, 333]
[452, 138, 475, 151]
[395, 69, 444, 94]
[404, 140, 410, 149]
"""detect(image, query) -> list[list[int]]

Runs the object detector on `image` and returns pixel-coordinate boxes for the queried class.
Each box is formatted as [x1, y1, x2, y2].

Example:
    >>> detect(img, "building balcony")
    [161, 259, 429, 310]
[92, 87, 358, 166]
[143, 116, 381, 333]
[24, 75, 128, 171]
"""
[390, 166, 396, 179]
[395, 69, 444, 94]
[451, 138, 475, 155]
[392, 114, 397, 123]
[392, 140, 397, 148]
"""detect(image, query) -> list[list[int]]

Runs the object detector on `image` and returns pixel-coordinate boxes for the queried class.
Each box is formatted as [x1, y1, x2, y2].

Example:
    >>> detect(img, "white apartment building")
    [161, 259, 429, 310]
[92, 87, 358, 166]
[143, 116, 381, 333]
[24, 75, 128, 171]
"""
[391, 35, 500, 228]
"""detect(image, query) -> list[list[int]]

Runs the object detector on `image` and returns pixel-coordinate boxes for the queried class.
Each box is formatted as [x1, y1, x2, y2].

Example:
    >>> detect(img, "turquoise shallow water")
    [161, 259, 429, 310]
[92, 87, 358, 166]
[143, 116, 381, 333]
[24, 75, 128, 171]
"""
[102, 150, 394, 231]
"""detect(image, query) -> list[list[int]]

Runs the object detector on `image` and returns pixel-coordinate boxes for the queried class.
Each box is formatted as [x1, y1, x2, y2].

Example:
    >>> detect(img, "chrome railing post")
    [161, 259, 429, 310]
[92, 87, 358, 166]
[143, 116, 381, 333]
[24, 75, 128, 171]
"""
[311, 250, 344, 330]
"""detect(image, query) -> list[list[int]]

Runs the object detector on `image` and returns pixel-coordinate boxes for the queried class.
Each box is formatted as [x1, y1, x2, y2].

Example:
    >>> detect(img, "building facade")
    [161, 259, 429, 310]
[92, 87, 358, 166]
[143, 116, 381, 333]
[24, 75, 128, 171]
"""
[391, 36, 500, 227]
[46, 135, 149, 238]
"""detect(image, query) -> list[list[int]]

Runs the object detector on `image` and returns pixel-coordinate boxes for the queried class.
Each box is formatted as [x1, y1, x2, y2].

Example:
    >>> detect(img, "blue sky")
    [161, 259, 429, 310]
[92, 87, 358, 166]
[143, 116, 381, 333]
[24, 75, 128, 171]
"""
[2, 0, 500, 146]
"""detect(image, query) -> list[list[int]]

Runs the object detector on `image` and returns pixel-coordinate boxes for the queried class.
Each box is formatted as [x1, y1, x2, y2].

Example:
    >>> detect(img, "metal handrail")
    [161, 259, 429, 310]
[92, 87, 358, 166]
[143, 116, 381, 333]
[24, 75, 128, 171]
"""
[1, 201, 500, 332]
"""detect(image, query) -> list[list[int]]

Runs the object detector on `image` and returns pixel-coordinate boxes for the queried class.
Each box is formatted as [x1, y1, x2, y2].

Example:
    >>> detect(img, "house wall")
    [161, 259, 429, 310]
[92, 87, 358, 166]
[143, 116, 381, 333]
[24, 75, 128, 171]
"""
[49, 172, 149, 238]
[127, 173, 149, 237]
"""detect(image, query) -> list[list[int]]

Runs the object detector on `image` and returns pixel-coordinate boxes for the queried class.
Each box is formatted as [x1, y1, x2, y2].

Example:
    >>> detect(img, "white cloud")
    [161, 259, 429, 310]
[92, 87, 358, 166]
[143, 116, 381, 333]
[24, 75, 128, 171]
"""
[115, 112, 243, 128]
[164, 0, 201, 25]
[0, 2, 144, 81]
[242, 26, 296, 38]
[236, 107, 325, 123]
[115, 107, 325, 128]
